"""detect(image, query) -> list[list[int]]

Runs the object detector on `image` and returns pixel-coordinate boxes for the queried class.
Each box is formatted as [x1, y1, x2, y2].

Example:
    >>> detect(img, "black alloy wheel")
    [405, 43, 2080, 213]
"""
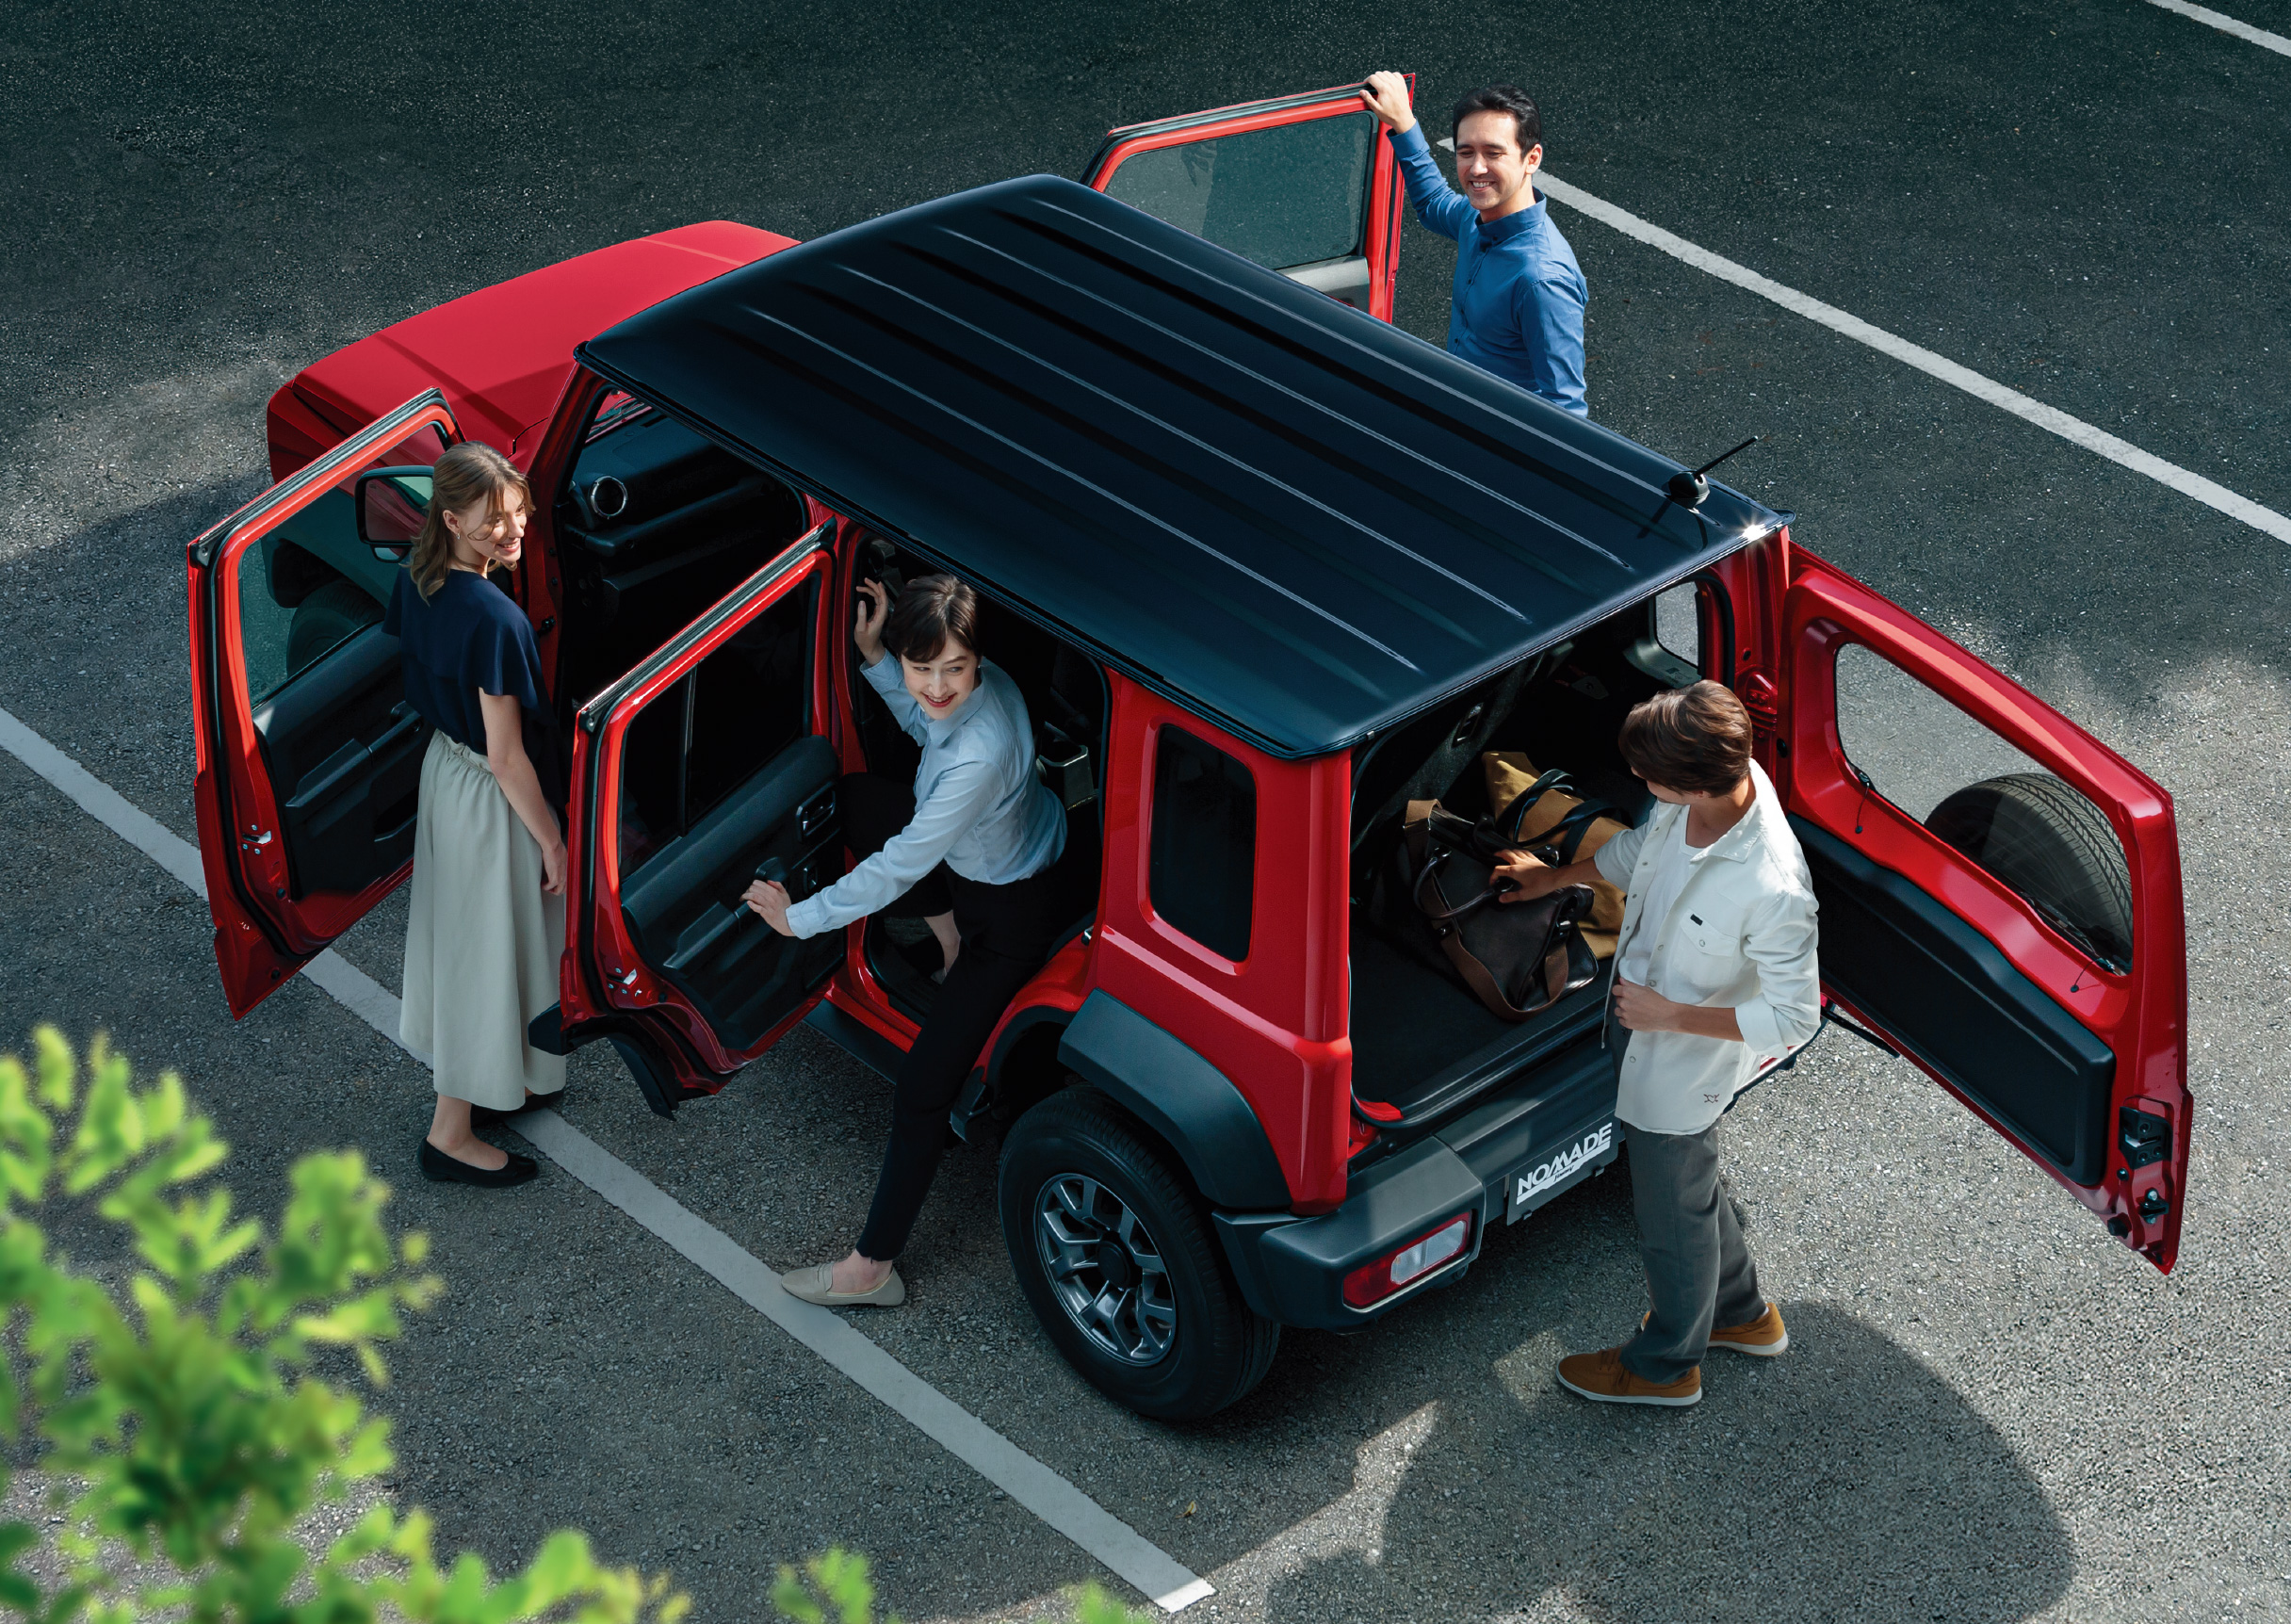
[999, 1084, 1279, 1420]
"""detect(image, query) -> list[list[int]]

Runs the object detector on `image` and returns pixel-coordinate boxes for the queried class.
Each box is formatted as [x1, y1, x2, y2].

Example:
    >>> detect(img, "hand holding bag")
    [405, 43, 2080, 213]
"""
[1481, 755, 1631, 957]
[1394, 799, 1600, 1022]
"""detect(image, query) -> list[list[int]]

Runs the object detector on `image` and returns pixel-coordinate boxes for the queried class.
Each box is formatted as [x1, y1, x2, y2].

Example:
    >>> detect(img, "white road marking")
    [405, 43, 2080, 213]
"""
[0, 706, 1212, 1615]
[1428, 137, 2291, 545]
[2144, 0, 2291, 57]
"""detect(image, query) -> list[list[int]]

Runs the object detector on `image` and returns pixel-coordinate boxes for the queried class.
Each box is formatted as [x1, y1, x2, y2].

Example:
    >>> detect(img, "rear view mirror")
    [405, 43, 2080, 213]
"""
[356, 466, 433, 557]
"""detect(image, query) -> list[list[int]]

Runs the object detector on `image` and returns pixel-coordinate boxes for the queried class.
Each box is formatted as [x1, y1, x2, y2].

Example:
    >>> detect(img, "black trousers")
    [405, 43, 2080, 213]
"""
[838, 773, 1061, 1261]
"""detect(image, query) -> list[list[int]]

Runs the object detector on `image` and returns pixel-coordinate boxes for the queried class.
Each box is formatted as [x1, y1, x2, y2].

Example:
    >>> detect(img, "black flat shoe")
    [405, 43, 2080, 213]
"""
[470, 1092, 565, 1129]
[418, 1138, 539, 1187]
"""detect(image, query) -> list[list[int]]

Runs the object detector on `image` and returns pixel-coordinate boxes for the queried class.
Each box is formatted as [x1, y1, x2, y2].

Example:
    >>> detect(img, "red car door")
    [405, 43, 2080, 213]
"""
[557, 528, 844, 1110]
[1083, 80, 1406, 322]
[1779, 548, 2190, 1269]
[188, 389, 460, 1015]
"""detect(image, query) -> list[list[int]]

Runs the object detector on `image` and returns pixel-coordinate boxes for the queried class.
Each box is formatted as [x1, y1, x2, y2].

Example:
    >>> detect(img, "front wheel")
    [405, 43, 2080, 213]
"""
[999, 1086, 1278, 1420]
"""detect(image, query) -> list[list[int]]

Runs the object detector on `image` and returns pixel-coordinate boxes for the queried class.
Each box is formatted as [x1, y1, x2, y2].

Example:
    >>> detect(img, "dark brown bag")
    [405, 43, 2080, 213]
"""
[1392, 799, 1600, 1022]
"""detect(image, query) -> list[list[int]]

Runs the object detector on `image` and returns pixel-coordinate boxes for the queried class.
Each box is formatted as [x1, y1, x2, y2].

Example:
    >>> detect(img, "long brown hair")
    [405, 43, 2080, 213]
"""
[407, 441, 531, 600]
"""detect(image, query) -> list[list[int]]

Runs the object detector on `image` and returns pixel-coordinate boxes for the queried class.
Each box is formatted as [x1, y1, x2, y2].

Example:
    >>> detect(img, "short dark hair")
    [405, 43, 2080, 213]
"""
[1617, 681, 1754, 796]
[884, 573, 979, 663]
[1450, 85, 1542, 152]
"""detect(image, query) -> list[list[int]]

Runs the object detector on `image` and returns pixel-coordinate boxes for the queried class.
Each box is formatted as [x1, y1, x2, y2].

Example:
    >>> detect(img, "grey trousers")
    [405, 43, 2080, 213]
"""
[1617, 1119, 1765, 1383]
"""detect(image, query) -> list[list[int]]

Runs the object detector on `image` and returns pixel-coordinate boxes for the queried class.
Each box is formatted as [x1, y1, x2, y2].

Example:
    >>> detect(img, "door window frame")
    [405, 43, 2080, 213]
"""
[190, 388, 460, 974]
[562, 528, 837, 1079]
[1082, 81, 1406, 324]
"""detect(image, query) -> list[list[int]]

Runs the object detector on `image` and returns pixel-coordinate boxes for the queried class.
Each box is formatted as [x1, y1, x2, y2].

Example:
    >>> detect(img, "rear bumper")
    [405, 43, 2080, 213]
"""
[1215, 1034, 1619, 1331]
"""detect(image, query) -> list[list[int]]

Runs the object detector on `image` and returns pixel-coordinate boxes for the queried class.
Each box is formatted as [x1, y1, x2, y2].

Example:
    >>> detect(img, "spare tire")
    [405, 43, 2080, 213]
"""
[1925, 773, 2133, 968]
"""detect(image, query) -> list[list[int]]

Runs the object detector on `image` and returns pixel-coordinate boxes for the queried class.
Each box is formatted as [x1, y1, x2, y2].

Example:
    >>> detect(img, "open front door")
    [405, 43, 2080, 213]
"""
[188, 389, 459, 1015]
[1780, 550, 2189, 1268]
[1084, 80, 1405, 321]
[561, 528, 842, 1112]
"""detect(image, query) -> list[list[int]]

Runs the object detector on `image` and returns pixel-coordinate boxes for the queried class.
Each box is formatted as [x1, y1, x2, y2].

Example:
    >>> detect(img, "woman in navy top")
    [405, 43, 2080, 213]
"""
[383, 441, 565, 1188]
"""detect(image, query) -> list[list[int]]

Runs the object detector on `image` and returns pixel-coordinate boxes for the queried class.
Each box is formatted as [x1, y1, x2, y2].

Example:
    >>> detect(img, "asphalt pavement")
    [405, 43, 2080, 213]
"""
[3, 1, 2288, 1619]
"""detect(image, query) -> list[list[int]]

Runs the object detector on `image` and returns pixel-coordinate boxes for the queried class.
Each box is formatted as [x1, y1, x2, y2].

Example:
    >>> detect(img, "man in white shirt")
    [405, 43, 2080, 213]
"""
[1497, 681, 1820, 1407]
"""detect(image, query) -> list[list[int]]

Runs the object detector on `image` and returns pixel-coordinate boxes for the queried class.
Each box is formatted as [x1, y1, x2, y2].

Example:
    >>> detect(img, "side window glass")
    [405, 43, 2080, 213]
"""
[1654, 582, 1700, 668]
[238, 423, 447, 705]
[617, 581, 817, 885]
[1149, 725, 1257, 960]
[1833, 644, 2133, 970]
[1102, 113, 1374, 272]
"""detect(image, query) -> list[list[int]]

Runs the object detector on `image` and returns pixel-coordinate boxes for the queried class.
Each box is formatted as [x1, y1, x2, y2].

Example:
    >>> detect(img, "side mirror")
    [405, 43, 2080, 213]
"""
[355, 466, 434, 557]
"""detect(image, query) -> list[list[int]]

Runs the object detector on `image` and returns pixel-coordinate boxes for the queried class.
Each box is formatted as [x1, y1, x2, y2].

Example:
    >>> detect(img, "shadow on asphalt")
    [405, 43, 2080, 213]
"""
[1250, 1304, 2073, 1623]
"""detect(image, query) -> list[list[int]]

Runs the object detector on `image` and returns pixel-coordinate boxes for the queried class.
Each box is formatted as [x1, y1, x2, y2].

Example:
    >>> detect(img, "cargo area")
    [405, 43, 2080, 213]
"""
[1346, 579, 1716, 1129]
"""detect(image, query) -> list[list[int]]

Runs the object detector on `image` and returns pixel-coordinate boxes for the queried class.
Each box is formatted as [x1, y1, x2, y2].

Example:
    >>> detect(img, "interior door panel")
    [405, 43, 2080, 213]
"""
[1795, 819, 2115, 1183]
[252, 626, 431, 899]
[1780, 548, 2189, 1267]
[621, 734, 844, 1049]
[187, 388, 461, 1015]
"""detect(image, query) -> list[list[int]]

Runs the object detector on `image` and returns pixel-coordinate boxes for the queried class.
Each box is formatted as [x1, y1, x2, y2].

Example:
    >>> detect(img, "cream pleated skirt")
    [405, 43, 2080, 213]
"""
[401, 731, 566, 1109]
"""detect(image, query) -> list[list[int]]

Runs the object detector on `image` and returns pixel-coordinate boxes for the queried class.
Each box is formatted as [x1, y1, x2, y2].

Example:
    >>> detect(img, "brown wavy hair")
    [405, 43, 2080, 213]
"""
[407, 441, 531, 600]
[1617, 680, 1753, 796]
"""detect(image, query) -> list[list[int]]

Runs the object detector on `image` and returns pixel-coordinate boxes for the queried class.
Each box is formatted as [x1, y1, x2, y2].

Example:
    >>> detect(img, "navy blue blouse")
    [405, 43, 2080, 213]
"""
[382, 568, 547, 755]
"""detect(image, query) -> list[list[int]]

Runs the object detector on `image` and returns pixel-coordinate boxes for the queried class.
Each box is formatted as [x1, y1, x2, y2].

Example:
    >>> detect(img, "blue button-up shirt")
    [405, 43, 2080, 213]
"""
[784, 653, 1066, 939]
[1389, 122, 1589, 416]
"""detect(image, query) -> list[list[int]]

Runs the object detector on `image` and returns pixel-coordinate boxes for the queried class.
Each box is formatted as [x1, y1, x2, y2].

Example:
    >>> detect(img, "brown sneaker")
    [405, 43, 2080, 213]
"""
[1710, 1302, 1788, 1356]
[1636, 1302, 1790, 1357]
[1556, 1347, 1701, 1407]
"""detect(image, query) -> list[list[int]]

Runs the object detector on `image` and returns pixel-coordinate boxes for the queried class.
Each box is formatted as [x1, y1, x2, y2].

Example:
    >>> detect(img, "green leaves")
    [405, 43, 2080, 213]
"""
[0, 1028, 686, 1624]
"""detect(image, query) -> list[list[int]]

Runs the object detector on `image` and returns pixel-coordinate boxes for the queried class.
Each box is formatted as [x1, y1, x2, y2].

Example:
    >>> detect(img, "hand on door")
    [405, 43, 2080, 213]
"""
[742, 878, 796, 936]
[1357, 72, 1416, 133]
[854, 577, 891, 666]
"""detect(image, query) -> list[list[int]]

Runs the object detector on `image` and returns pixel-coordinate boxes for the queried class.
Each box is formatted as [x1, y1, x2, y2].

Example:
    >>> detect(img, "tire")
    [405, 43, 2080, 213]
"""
[1925, 773, 2134, 967]
[999, 1085, 1279, 1420]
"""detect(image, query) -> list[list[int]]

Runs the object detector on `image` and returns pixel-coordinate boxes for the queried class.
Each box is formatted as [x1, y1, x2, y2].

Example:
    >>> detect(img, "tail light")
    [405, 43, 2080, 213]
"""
[1341, 1214, 1472, 1308]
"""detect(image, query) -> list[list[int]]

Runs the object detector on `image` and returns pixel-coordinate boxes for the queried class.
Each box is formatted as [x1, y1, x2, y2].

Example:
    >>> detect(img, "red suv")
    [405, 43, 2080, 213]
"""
[187, 84, 2189, 1419]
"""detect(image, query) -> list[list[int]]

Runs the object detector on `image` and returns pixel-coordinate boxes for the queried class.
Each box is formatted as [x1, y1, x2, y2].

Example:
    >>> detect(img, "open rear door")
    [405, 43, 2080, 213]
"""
[559, 527, 843, 1113]
[1780, 550, 2189, 1268]
[188, 389, 459, 1015]
[1084, 80, 1405, 321]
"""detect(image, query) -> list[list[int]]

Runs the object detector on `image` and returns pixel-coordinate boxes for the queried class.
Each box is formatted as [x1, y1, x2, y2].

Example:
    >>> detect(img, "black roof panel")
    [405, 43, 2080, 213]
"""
[577, 175, 1784, 757]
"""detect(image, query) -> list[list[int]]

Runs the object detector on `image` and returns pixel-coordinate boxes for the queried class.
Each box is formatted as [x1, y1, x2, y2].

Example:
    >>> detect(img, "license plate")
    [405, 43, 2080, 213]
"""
[1505, 1119, 1617, 1222]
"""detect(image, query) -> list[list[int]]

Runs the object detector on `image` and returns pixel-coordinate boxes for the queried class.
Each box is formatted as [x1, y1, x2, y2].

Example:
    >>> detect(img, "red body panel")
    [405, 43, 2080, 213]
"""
[267, 222, 797, 481]
[1779, 544, 2190, 1269]
[1091, 686, 1353, 1211]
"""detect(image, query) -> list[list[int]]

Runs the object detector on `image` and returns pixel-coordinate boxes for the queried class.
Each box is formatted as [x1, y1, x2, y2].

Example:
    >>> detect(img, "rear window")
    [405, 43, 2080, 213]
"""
[1148, 725, 1257, 960]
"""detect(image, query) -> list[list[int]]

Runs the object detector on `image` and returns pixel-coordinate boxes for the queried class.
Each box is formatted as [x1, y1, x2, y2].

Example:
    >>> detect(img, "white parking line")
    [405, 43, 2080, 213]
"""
[1435, 138, 2291, 545]
[2144, 0, 2291, 57]
[0, 706, 1213, 1616]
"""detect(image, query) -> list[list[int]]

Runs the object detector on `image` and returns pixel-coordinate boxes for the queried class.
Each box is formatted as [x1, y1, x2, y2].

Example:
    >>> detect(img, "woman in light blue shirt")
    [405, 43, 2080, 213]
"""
[744, 574, 1066, 1307]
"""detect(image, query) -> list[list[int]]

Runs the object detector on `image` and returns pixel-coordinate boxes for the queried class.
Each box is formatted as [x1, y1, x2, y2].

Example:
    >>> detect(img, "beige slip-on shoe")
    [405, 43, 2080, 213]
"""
[781, 1262, 906, 1307]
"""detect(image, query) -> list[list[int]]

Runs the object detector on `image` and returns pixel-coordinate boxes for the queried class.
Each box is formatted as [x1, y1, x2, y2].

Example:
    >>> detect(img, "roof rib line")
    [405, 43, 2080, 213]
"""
[830, 264, 1516, 634]
[735, 304, 1419, 672]
[942, 222, 1636, 576]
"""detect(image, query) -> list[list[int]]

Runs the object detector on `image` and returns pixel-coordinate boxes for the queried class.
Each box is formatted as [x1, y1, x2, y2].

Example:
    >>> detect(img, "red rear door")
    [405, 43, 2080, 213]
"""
[1084, 81, 1405, 322]
[559, 528, 843, 1108]
[1779, 548, 2189, 1268]
[187, 389, 460, 1015]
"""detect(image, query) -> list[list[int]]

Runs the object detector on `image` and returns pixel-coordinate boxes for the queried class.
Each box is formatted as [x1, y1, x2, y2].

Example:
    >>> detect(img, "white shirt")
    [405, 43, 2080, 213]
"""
[784, 654, 1066, 939]
[1614, 817, 1692, 988]
[1596, 761, 1821, 1134]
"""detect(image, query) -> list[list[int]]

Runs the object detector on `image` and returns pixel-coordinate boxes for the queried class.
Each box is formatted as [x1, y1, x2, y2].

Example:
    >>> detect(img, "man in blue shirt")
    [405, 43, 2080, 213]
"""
[1359, 73, 1589, 416]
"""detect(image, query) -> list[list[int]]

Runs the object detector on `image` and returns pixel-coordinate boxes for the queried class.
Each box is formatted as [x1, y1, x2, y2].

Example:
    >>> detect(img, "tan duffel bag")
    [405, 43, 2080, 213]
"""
[1481, 753, 1631, 959]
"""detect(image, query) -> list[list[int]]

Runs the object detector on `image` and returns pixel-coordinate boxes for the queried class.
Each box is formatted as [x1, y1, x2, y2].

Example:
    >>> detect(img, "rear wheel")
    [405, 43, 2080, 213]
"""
[999, 1085, 1278, 1420]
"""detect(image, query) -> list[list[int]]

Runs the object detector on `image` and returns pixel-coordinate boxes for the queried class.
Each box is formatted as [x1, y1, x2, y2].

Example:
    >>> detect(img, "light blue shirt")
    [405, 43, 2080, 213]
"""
[784, 654, 1066, 939]
[1389, 122, 1589, 416]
